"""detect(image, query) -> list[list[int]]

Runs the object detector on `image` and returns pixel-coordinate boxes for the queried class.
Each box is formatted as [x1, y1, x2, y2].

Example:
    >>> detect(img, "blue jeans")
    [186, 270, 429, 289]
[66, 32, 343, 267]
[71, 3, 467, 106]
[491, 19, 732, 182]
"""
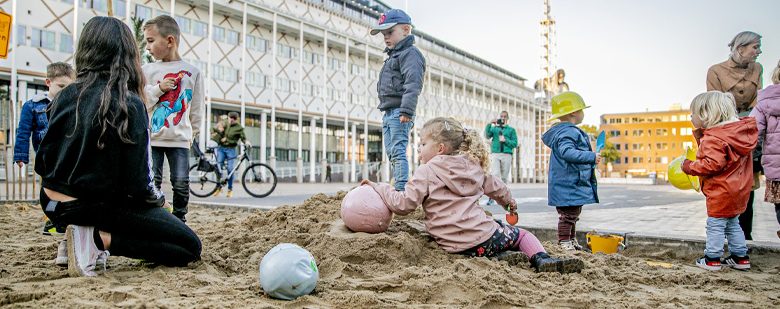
[216, 146, 237, 190]
[382, 108, 413, 191]
[152, 147, 190, 221]
[705, 216, 748, 258]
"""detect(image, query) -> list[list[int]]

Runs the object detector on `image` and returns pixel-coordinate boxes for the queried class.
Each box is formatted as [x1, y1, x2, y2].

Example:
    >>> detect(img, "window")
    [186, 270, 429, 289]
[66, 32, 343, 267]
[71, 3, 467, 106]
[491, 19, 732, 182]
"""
[329, 58, 343, 71]
[113, 0, 127, 17]
[136, 4, 153, 21]
[624, 157, 628, 164]
[247, 35, 268, 52]
[656, 128, 667, 136]
[671, 115, 678, 121]
[31, 28, 56, 50]
[16, 25, 25, 46]
[615, 144, 620, 150]
[175, 16, 191, 35]
[212, 64, 238, 82]
[682, 142, 694, 150]
[186, 58, 207, 75]
[672, 128, 676, 136]
[351, 64, 363, 75]
[278, 44, 297, 59]
[661, 157, 669, 164]
[227, 30, 239, 45]
[246, 71, 267, 87]
[213, 26, 225, 42]
[60, 33, 73, 53]
[302, 50, 321, 65]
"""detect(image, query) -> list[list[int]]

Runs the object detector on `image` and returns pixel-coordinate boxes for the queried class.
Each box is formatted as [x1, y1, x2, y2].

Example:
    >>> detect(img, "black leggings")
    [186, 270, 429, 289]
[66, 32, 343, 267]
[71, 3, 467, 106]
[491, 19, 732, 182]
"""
[739, 191, 754, 240]
[40, 190, 201, 266]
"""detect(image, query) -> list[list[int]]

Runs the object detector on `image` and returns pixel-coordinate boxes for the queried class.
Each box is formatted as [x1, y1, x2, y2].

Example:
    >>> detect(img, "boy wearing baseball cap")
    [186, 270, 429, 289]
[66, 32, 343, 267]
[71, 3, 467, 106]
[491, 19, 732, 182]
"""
[371, 9, 427, 191]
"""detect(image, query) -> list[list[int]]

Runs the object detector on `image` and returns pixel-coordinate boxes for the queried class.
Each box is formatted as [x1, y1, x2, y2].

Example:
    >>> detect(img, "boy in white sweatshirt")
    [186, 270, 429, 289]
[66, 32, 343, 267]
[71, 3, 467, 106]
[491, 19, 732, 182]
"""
[142, 15, 204, 222]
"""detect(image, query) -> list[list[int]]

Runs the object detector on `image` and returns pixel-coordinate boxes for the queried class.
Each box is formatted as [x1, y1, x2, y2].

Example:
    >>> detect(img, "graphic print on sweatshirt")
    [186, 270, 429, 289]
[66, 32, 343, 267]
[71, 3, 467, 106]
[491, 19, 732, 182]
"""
[151, 70, 193, 133]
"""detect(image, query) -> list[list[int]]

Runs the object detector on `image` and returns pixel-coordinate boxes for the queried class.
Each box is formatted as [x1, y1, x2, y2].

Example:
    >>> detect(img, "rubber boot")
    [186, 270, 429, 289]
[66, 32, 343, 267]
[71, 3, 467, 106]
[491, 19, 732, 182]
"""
[530, 252, 584, 274]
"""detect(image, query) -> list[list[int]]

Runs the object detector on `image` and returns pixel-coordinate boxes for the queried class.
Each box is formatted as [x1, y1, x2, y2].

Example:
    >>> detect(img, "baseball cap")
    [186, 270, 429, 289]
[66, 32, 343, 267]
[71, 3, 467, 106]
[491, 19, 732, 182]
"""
[370, 9, 412, 35]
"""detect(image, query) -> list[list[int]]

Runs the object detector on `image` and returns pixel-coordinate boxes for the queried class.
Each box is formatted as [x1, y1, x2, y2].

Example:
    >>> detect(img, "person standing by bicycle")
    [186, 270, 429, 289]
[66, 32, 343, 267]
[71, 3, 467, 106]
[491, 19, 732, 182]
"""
[211, 112, 249, 198]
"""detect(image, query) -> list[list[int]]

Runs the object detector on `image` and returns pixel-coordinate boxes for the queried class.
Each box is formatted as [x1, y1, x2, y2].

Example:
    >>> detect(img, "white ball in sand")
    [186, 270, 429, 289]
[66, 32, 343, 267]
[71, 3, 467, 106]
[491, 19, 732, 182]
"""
[340, 185, 394, 233]
[258, 243, 319, 300]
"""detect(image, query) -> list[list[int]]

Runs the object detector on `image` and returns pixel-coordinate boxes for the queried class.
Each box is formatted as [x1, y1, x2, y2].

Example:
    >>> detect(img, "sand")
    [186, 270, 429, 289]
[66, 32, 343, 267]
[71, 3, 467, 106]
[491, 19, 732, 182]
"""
[1, 192, 780, 308]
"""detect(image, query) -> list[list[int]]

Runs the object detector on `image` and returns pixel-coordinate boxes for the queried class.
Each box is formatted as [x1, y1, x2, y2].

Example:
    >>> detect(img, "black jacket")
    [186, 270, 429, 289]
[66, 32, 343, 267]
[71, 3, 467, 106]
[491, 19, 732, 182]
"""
[377, 35, 426, 117]
[35, 80, 165, 208]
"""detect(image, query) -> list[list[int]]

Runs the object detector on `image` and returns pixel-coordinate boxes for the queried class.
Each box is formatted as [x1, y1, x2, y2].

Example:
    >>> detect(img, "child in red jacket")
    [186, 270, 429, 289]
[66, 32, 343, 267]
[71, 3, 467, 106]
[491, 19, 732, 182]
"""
[683, 91, 758, 271]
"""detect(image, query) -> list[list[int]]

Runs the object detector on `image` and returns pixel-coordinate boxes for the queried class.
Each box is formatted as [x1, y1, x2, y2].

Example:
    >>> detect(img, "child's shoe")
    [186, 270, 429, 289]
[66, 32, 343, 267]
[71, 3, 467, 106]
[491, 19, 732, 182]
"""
[55, 239, 68, 266]
[721, 255, 750, 271]
[212, 188, 221, 197]
[226, 190, 233, 198]
[695, 256, 722, 271]
[559, 239, 581, 251]
[530, 252, 584, 273]
[42, 220, 65, 236]
[66, 225, 110, 277]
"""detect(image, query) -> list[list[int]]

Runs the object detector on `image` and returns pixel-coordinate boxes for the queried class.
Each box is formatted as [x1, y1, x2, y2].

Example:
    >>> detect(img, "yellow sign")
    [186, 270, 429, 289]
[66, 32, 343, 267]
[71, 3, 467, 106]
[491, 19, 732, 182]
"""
[0, 11, 11, 59]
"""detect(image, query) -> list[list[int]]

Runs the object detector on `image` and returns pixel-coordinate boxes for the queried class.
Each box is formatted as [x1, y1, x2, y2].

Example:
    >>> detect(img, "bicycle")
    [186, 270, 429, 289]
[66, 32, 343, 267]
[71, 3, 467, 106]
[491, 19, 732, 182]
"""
[189, 142, 277, 198]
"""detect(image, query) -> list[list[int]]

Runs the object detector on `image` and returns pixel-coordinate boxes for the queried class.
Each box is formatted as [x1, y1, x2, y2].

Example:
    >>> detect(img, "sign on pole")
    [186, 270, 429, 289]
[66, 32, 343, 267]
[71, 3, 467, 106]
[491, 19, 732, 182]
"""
[0, 11, 11, 59]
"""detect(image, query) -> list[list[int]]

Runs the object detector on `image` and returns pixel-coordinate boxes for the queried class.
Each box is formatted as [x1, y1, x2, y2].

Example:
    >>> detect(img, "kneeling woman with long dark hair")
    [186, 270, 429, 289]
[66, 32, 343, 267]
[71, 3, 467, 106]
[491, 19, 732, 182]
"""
[35, 16, 201, 277]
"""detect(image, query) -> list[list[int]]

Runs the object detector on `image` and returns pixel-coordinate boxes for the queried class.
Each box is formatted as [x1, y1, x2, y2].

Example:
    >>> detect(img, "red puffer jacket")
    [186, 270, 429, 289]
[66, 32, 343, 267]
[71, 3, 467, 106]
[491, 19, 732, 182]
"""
[683, 117, 757, 218]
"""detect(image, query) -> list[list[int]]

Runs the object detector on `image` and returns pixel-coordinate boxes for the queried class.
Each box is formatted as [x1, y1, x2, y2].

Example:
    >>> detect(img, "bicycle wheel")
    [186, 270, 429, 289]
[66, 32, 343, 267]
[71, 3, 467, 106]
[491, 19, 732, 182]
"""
[188, 164, 221, 197]
[241, 163, 277, 198]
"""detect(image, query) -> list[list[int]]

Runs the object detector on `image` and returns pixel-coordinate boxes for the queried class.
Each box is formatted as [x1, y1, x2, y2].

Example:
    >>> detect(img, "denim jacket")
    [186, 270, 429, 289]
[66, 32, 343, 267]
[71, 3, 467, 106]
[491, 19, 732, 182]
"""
[14, 93, 51, 164]
[541, 122, 599, 207]
[377, 35, 426, 117]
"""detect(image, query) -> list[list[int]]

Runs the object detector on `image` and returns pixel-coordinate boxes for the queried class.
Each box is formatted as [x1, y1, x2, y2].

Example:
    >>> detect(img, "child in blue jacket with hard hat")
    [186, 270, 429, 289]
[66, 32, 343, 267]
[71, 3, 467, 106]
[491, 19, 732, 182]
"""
[542, 91, 601, 251]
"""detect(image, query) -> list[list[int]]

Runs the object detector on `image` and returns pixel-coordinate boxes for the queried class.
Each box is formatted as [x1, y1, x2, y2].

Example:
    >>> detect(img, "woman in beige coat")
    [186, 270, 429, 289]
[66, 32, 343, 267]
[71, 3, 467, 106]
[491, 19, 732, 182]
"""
[706, 31, 763, 240]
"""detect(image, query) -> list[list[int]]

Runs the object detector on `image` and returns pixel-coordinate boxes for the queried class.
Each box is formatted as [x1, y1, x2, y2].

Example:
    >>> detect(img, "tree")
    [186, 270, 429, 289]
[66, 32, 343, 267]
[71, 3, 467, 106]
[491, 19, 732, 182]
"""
[130, 16, 153, 64]
[599, 141, 621, 176]
[579, 124, 598, 136]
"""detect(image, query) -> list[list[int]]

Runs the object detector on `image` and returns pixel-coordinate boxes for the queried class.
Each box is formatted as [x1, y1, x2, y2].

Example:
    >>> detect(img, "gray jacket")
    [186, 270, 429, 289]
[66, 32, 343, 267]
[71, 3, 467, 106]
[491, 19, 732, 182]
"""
[377, 35, 426, 117]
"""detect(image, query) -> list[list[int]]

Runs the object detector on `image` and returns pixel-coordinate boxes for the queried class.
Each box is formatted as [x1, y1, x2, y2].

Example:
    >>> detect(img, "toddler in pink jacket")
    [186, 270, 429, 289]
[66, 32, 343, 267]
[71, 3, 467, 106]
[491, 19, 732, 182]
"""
[362, 117, 583, 273]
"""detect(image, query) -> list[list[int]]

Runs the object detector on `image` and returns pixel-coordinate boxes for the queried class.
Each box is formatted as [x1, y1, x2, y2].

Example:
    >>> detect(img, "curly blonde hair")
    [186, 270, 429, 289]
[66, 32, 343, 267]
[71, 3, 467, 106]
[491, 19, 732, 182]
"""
[420, 117, 490, 172]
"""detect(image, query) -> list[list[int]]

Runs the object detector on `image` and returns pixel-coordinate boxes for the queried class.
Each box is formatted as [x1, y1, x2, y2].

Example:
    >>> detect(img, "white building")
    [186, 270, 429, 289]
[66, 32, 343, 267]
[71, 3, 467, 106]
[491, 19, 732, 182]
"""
[0, 0, 550, 183]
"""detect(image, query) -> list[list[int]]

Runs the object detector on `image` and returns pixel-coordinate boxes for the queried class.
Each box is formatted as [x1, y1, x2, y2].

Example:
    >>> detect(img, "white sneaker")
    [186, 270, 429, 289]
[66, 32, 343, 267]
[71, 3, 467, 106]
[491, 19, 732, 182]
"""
[560, 240, 578, 251]
[55, 239, 108, 268]
[66, 225, 110, 277]
[571, 238, 584, 251]
[55, 239, 68, 266]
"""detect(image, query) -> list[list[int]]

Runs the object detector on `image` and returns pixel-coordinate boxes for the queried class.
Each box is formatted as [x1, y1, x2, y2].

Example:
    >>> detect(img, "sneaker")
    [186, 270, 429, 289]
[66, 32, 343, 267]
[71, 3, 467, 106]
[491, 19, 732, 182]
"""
[65, 225, 110, 277]
[54, 239, 109, 268]
[530, 252, 584, 273]
[571, 238, 585, 251]
[226, 190, 233, 198]
[721, 255, 750, 271]
[55, 239, 68, 266]
[695, 256, 722, 271]
[212, 188, 221, 197]
[559, 240, 580, 251]
[42, 220, 65, 236]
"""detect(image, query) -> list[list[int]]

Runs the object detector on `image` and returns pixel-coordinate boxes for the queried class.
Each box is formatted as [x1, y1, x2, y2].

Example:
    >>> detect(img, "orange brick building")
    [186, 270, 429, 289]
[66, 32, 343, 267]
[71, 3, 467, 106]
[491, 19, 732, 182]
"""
[598, 107, 697, 179]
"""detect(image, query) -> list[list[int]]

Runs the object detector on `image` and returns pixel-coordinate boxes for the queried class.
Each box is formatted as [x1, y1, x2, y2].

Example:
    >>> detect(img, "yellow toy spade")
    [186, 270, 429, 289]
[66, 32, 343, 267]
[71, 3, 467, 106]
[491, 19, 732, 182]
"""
[668, 147, 701, 192]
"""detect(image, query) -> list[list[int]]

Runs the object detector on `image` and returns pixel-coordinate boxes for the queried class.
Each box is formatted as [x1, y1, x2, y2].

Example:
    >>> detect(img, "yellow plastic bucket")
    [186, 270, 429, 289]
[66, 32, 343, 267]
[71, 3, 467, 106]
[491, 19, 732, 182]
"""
[586, 232, 625, 254]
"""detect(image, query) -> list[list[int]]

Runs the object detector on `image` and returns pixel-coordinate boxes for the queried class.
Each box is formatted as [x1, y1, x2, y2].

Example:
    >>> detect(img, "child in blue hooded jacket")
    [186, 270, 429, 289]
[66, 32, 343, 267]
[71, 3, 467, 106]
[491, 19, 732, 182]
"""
[542, 92, 601, 251]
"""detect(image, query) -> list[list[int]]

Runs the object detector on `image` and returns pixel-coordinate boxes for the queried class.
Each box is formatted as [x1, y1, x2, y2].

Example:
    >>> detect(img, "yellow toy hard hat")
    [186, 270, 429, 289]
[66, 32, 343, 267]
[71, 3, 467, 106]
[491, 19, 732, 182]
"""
[548, 91, 590, 122]
[668, 147, 700, 192]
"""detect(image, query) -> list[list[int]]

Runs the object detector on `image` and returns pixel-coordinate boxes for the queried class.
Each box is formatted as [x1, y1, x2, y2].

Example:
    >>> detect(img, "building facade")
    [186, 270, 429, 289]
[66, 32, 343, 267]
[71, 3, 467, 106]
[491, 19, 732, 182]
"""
[0, 0, 550, 183]
[599, 108, 697, 179]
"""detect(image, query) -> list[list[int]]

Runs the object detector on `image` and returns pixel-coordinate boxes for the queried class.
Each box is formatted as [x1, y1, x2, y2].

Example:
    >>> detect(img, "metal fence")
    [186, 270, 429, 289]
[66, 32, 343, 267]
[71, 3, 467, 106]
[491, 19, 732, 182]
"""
[1, 99, 40, 202]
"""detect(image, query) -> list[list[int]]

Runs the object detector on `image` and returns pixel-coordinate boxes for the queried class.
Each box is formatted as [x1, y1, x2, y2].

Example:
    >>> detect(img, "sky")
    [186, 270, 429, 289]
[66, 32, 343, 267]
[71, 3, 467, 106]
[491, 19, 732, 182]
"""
[380, 0, 780, 125]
